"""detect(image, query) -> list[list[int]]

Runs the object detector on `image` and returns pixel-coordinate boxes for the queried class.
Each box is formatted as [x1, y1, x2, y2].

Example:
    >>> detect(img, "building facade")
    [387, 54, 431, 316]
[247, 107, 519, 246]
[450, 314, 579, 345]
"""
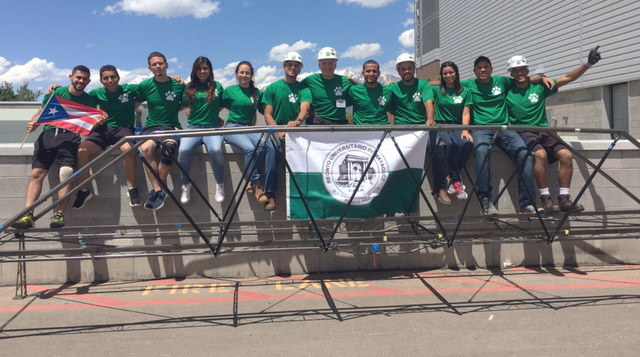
[415, 0, 640, 138]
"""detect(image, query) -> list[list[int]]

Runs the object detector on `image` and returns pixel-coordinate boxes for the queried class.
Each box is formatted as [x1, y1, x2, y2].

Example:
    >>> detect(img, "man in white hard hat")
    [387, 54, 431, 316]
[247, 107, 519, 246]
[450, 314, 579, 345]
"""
[506, 46, 601, 213]
[296, 47, 353, 125]
[389, 53, 444, 203]
[260, 51, 311, 210]
[389, 53, 435, 126]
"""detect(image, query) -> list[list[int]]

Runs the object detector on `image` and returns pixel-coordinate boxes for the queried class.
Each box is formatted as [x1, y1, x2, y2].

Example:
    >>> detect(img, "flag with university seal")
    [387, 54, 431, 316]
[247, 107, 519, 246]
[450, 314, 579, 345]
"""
[36, 95, 104, 136]
[286, 131, 428, 220]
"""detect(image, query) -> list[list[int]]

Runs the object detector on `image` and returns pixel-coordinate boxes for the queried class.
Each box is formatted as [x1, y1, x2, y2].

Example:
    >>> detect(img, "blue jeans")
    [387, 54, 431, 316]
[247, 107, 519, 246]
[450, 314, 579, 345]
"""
[177, 124, 225, 185]
[471, 130, 535, 208]
[429, 128, 474, 190]
[223, 122, 265, 186]
[263, 138, 282, 194]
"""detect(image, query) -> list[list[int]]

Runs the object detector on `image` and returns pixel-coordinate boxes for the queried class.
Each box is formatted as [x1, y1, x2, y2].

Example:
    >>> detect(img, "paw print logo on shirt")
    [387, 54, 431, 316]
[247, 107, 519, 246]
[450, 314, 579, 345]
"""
[165, 90, 175, 101]
[118, 94, 129, 104]
[288, 93, 298, 103]
[528, 93, 539, 103]
[491, 86, 502, 96]
[452, 95, 463, 104]
[412, 92, 422, 102]
[333, 86, 343, 97]
[378, 96, 386, 106]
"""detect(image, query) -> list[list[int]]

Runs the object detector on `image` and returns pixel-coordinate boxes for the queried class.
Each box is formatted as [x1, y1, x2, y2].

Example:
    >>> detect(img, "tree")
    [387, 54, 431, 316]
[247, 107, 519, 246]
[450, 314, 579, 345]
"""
[0, 81, 42, 101]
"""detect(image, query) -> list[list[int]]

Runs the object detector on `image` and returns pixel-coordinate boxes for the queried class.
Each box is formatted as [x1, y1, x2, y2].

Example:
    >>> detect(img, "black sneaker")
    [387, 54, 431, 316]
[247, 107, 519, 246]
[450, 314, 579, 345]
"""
[144, 190, 156, 210]
[151, 190, 167, 210]
[481, 197, 498, 215]
[72, 189, 93, 210]
[128, 187, 141, 207]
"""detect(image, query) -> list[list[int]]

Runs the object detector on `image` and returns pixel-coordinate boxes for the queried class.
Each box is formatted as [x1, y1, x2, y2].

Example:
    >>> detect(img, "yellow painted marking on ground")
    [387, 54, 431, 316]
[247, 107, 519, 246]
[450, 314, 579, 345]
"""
[169, 285, 179, 295]
[182, 284, 191, 294]
[142, 285, 166, 296]
[191, 284, 204, 294]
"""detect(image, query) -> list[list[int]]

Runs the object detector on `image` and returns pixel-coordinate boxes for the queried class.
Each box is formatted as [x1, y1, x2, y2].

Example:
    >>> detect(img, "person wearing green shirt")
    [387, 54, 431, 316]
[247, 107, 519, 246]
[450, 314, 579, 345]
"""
[299, 47, 352, 125]
[13, 65, 106, 229]
[71, 65, 141, 210]
[389, 53, 435, 125]
[136, 51, 186, 210]
[462, 55, 542, 215]
[177, 56, 226, 205]
[346, 59, 392, 126]
[430, 61, 474, 204]
[262, 52, 311, 211]
[507, 47, 600, 213]
[222, 61, 269, 205]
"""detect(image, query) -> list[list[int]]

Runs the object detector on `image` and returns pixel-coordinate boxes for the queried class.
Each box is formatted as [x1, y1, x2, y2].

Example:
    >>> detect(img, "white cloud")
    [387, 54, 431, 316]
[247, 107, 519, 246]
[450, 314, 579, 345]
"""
[168, 57, 179, 64]
[105, 0, 220, 19]
[268, 40, 317, 62]
[0, 58, 68, 84]
[403, 18, 414, 27]
[342, 43, 383, 60]
[398, 29, 414, 48]
[254, 65, 278, 88]
[336, 0, 396, 8]
[405, 1, 414, 12]
[0, 56, 10, 74]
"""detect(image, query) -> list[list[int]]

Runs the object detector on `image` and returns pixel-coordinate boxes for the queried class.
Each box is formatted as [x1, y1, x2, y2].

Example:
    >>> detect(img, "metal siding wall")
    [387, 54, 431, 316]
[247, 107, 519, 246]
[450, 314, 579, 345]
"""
[437, 0, 640, 89]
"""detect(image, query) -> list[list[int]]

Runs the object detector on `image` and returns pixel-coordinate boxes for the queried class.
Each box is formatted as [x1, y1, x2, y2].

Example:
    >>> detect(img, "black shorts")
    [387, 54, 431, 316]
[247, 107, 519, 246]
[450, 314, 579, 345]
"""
[522, 131, 568, 164]
[141, 126, 179, 146]
[86, 126, 134, 150]
[32, 129, 81, 170]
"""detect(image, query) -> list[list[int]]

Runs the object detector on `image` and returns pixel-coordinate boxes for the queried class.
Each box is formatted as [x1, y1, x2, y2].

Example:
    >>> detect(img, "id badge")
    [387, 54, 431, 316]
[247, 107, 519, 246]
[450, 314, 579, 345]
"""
[336, 99, 346, 108]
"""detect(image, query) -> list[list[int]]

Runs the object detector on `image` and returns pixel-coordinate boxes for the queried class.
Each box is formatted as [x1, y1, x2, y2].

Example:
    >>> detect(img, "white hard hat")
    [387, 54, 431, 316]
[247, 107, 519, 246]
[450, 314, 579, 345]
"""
[507, 55, 528, 71]
[283, 51, 304, 68]
[317, 47, 338, 61]
[396, 53, 415, 65]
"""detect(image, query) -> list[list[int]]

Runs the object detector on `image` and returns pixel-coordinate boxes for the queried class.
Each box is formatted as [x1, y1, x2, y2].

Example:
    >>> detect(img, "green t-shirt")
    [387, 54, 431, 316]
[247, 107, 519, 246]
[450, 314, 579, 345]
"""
[42, 86, 97, 131]
[347, 83, 392, 125]
[182, 81, 224, 126]
[135, 77, 185, 129]
[302, 73, 352, 122]
[88, 84, 137, 128]
[389, 79, 434, 125]
[507, 80, 558, 127]
[461, 76, 512, 125]
[222, 85, 264, 125]
[262, 79, 311, 125]
[431, 86, 473, 124]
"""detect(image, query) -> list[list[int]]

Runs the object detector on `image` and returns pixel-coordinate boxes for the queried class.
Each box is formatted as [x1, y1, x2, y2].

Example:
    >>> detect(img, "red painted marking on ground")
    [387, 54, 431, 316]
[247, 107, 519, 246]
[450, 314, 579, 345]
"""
[365, 286, 406, 294]
[565, 273, 640, 285]
[2, 280, 638, 313]
[237, 291, 274, 300]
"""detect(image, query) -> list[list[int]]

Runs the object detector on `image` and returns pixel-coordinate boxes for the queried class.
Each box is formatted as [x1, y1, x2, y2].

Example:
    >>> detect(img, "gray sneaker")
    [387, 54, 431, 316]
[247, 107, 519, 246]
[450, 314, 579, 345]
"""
[481, 197, 498, 215]
[151, 190, 167, 210]
[519, 204, 536, 214]
[144, 190, 156, 210]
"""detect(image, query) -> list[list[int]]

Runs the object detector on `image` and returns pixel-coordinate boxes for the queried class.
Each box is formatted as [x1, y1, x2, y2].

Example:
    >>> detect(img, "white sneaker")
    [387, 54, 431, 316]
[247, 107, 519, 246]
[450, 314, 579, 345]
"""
[215, 183, 225, 203]
[180, 183, 191, 204]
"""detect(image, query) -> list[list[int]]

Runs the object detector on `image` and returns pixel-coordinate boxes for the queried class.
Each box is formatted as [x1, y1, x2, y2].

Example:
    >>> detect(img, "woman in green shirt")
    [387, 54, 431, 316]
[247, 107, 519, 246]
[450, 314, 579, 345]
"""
[431, 61, 474, 202]
[222, 61, 271, 206]
[177, 56, 226, 204]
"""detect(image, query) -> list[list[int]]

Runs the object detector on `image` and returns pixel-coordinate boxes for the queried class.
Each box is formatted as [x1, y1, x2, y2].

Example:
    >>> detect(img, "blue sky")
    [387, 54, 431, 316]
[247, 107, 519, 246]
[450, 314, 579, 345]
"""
[0, 0, 415, 95]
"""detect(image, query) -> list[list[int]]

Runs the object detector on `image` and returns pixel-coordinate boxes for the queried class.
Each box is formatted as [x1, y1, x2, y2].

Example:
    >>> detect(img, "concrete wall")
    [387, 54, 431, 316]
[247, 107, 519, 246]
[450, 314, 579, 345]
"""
[1, 137, 639, 285]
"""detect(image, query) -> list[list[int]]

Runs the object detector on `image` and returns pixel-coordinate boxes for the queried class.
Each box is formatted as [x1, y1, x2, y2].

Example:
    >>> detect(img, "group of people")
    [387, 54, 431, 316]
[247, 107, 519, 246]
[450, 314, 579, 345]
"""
[10, 45, 601, 229]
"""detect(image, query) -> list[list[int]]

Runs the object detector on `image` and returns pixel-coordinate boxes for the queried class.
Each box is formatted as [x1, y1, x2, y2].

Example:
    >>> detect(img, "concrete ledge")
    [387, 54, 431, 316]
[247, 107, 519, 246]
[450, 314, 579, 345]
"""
[1, 140, 639, 284]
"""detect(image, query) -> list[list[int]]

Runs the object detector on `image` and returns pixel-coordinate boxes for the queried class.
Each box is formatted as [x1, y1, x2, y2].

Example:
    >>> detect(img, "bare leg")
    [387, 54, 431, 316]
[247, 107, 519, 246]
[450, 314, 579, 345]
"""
[533, 149, 549, 189]
[120, 142, 137, 188]
[556, 148, 574, 188]
[76, 140, 102, 191]
[25, 168, 48, 208]
[140, 140, 162, 192]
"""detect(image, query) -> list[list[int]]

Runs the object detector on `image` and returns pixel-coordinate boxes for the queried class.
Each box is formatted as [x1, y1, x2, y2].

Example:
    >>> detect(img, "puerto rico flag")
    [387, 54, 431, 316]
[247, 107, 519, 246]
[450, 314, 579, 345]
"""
[36, 95, 104, 136]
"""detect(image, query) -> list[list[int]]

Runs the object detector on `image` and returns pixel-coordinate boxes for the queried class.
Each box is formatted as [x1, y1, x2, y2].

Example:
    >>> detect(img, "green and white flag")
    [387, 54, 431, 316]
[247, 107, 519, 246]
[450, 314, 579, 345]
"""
[286, 131, 428, 220]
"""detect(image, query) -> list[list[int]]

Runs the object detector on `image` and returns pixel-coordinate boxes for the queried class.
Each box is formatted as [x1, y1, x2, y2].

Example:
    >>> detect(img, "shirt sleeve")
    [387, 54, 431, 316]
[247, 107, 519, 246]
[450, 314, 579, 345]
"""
[256, 89, 265, 115]
[421, 81, 434, 103]
[463, 88, 473, 107]
[261, 85, 274, 106]
[299, 87, 312, 104]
